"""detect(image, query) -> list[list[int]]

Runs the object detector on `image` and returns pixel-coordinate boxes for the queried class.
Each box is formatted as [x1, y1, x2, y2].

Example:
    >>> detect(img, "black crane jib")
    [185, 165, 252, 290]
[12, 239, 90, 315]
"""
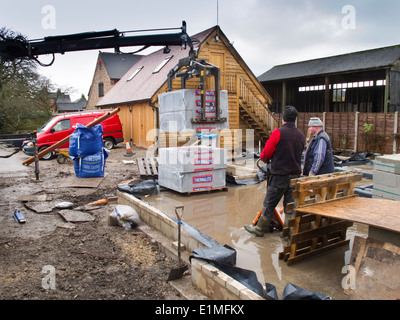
[0, 21, 194, 61]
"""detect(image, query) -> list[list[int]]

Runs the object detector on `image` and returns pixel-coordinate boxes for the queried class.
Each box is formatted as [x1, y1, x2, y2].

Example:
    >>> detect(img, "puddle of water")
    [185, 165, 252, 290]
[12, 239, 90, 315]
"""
[146, 182, 369, 299]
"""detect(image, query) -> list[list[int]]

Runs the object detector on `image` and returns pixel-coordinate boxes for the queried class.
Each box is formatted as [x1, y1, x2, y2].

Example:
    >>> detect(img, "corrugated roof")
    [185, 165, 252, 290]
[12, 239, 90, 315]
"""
[96, 26, 216, 107]
[100, 52, 142, 80]
[258, 44, 400, 82]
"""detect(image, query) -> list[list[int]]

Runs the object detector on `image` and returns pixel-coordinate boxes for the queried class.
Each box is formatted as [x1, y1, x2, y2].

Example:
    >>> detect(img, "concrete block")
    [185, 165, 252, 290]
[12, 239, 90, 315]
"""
[373, 183, 400, 201]
[374, 154, 400, 175]
[202, 263, 220, 278]
[159, 89, 198, 113]
[373, 170, 398, 188]
[240, 288, 265, 300]
[159, 89, 229, 132]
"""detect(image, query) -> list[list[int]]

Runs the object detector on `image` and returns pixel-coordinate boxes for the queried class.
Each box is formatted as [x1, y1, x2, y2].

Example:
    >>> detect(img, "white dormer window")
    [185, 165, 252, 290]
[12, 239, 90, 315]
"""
[153, 55, 173, 74]
[127, 66, 144, 81]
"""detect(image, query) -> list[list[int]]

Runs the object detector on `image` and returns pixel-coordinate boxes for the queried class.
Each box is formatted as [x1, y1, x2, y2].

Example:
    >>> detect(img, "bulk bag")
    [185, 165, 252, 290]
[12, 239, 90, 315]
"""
[73, 148, 109, 178]
[69, 124, 103, 158]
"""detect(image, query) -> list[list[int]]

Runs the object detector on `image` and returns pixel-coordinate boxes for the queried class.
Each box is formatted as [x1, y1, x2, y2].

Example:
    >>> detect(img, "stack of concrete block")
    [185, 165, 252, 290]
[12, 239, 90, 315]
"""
[158, 89, 229, 133]
[158, 146, 227, 193]
[373, 154, 400, 201]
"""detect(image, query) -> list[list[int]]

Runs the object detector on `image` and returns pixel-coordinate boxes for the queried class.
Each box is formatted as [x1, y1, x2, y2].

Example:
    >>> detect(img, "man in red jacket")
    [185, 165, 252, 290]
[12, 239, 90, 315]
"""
[245, 106, 305, 236]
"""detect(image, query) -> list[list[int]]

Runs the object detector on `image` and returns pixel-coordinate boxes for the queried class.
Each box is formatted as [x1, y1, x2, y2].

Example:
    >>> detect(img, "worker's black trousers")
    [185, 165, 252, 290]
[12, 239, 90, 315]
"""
[261, 174, 298, 218]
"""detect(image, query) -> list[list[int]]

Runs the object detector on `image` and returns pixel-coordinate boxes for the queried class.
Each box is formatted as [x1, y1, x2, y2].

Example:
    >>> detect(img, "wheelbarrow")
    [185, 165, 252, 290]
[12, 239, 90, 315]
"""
[55, 148, 72, 164]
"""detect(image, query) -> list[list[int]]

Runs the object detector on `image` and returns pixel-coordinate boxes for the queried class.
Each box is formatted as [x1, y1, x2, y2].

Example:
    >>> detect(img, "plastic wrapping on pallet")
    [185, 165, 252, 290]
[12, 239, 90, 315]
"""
[158, 146, 227, 173]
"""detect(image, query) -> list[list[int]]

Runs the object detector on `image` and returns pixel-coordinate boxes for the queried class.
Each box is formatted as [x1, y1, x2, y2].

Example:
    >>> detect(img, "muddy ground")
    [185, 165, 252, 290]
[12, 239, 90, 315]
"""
[0, 144, 185, 300]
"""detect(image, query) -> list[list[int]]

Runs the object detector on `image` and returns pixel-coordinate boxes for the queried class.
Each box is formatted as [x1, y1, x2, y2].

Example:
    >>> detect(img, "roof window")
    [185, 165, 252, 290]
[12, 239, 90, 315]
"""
[153, 55, 173, 74]
[127, 66, 143, 81]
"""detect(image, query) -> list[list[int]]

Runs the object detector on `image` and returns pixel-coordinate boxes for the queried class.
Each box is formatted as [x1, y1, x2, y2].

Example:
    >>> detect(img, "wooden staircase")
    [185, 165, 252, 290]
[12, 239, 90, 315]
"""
[223, 73, 279, 146]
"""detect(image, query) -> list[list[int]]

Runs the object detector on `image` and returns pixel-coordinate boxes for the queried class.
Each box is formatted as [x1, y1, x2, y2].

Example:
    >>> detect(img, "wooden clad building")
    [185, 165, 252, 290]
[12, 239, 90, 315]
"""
[96, 26, 277, 150]
[259, 44, 400, 114]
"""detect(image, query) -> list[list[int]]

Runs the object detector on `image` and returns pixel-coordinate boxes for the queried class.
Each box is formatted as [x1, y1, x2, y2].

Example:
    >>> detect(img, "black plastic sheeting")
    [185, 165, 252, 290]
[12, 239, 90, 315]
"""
[265, 282, 331, 300]
[190, 245, 265, 298]
[334, 152, 374, 167]
[117, 179, 161, 198]
[354, 184, 374, 198]
[190, 245, 331, 300]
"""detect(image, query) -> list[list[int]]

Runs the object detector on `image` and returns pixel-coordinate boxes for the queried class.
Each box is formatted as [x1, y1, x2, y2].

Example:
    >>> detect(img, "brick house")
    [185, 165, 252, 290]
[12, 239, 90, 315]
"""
[86, 52, 142, 110]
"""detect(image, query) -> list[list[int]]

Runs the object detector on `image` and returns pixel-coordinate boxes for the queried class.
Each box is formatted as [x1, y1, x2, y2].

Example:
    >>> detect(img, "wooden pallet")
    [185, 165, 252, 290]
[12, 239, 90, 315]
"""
[137, 157, 159, 179]
[184, 186, 228, 196]
[279, 171, 363, 266]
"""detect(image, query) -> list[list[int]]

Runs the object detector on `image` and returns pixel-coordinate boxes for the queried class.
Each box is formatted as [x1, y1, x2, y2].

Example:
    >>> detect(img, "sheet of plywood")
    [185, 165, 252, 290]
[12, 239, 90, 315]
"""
[295, 197, 400, 233]
[58, 210, 95, 223]
[58, 175, 106, 188]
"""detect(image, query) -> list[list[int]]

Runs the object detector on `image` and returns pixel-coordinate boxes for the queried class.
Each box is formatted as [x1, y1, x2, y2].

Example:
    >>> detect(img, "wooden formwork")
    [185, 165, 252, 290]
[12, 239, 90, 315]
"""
[279, 171, 363, 266]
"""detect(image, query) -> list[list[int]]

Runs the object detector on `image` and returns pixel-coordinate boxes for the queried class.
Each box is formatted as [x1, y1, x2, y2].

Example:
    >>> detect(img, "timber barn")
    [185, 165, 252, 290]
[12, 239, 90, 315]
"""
[258, 45, 400, 154]
[96, 26, 277, 150]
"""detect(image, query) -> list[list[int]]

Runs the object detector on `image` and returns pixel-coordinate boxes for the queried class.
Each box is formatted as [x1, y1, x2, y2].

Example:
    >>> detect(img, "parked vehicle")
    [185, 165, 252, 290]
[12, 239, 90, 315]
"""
[22, 110, 124, 160]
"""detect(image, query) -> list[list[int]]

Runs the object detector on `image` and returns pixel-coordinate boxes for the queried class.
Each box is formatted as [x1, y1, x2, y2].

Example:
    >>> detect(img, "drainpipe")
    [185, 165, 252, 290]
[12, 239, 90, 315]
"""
[149, 101, 159, 149]
[129, 105, 133, 145]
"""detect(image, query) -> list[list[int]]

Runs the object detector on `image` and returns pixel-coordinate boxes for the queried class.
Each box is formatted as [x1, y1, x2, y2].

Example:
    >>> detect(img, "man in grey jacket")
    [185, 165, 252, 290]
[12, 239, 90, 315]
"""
[303, 117, 335, 176]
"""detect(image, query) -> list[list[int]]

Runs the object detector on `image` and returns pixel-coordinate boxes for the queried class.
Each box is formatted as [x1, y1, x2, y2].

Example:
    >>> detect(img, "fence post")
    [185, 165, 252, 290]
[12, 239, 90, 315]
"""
[354, 111, 359, 153]
[394, 111, 399, 154]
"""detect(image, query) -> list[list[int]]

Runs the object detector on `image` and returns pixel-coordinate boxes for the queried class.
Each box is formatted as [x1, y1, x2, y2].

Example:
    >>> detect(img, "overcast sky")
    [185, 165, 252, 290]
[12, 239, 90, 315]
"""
[2, 0, 400, 100]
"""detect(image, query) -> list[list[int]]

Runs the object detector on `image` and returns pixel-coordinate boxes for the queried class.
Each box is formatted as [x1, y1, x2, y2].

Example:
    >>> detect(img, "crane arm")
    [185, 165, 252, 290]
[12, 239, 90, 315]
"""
[0, 21, 194, 61]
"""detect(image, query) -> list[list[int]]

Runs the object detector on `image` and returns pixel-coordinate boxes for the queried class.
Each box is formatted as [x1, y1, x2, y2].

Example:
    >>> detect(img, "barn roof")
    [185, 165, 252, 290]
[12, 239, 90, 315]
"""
[96, 26, 215, 107]
[258, 44, 400, 82]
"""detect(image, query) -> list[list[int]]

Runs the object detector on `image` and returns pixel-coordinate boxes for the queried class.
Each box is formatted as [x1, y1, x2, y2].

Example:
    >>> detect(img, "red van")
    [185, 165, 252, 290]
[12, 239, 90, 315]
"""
[22, 110, 124, 160]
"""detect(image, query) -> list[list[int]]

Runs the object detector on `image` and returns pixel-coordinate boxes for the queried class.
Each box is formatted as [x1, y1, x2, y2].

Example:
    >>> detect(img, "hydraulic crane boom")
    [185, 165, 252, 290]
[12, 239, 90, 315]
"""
[0, 21, 194, 61]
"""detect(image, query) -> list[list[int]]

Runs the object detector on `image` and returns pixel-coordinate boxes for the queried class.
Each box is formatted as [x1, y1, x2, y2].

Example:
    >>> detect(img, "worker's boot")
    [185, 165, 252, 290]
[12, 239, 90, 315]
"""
[244, 215, 272, 237]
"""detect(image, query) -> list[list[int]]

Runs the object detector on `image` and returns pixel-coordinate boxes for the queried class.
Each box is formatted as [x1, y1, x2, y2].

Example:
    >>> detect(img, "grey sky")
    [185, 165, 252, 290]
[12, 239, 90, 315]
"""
[2, 0, 400, 100]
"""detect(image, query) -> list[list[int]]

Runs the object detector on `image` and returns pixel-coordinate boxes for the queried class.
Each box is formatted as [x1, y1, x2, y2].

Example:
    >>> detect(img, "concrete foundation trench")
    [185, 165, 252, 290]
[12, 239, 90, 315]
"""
[117, 160, 377, 300]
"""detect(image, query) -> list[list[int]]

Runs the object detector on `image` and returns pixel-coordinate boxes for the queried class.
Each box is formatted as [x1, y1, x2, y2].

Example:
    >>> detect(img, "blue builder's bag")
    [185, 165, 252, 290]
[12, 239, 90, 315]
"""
[69, 124, 103, 158]
[73, 148, 109, 178]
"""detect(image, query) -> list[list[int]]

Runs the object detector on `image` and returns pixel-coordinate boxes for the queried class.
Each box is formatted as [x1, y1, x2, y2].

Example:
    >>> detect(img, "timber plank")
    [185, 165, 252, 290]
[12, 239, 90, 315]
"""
[295, 197, 400, 234]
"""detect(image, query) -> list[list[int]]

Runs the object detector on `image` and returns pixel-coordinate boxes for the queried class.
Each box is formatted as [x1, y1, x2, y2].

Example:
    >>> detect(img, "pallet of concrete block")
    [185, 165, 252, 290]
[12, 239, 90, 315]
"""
[158, 89, 229, 133]
[158, 146, 227, 173]
[158, 167, 227, 194]
[373, 154, 400, 201]
[158, 146, 228, 194]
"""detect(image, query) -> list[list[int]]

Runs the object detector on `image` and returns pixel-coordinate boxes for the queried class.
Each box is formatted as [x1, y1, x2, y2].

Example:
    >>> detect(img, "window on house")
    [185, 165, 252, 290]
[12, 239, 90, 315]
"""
[153, 55, 173, 74]
[127, 66, 144, 81]
[98, 82, 104, 97]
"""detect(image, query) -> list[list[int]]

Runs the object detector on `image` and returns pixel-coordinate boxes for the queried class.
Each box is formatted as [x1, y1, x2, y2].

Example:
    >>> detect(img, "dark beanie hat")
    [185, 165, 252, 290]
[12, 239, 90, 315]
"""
[283, 106, 298, 122]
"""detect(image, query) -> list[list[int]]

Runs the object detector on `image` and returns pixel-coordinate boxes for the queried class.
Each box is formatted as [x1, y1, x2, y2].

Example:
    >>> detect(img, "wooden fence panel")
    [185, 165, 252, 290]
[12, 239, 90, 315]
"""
[275, 112, 399, 154]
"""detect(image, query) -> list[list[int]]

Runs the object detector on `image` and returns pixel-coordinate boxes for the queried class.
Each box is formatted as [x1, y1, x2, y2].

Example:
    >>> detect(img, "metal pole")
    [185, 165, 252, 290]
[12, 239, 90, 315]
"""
[31, 131, 40, 181]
